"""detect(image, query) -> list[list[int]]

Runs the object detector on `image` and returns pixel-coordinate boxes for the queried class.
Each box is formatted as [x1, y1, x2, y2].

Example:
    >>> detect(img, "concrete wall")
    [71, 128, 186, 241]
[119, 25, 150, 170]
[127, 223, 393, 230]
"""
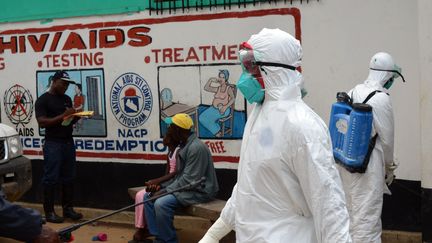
[0, 0, 423, 180]
[418, 0, 432, 240]
[300, 0, 421, 181]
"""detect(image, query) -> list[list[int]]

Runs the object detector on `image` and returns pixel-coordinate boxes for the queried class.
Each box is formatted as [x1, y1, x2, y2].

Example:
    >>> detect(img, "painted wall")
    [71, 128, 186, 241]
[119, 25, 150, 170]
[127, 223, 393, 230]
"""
[301, 0, 421, 182]
[418, 0, 432, 189]
[0, 8, 303, 171]
[0, 0, 422, 181]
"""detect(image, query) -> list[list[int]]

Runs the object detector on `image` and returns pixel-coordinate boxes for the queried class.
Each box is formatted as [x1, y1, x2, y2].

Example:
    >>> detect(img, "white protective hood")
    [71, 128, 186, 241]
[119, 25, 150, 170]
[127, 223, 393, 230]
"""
[249, 28, 304, 101]
[364, 52, 396, 91]
[220, 28, 351, 243]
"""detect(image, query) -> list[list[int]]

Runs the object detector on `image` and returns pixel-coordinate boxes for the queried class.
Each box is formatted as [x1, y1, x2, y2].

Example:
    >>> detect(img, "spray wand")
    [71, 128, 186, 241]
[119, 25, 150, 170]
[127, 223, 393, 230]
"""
[57, 177, 206, 242]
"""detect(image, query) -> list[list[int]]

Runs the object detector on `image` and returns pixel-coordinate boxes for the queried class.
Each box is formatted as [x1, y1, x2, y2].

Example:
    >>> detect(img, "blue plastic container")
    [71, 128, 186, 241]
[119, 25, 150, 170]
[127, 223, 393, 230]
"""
[330, 105, 350, 152]
[329, 93, 352, 158]
[329, 93, 373, 169]
[342, 103, 373, 167]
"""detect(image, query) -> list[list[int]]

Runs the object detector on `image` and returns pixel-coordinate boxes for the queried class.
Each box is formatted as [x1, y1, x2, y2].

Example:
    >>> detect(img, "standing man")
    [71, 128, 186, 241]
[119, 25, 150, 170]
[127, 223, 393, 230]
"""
[337, 52, 403, 242]
[200, 28, 351, 243]
[143, 113, 219, 243]
[35, 70, 83, 223]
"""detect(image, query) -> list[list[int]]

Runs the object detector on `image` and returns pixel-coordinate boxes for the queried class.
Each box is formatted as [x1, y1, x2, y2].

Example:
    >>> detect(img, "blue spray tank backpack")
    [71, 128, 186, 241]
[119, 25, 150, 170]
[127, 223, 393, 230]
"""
[329, 91, 382, 173]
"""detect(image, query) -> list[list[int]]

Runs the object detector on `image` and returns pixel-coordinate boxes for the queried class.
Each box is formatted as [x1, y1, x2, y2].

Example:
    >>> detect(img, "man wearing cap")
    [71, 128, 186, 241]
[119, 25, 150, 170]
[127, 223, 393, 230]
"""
[35, 70, 83, 223]
[143, 113, 219, 243]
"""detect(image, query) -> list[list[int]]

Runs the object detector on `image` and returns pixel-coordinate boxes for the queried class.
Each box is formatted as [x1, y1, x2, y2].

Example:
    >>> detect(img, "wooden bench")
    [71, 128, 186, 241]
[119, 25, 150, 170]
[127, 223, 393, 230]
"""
[128, 186, 235, 242]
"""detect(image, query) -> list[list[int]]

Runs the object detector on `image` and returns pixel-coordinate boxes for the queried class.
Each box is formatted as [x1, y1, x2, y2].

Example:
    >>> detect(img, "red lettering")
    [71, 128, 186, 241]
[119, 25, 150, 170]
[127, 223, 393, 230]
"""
[128, 27, 152, 47]
[42, 52, 104, 68]
[52, 54, 60, 67]
[1, 26, 153, 55]
[28, 34, 49, 52]
[0, 36, 18, 54]
[99, 29, 125, 48]
[205, 141, 227, 154]
[43, 54, 52, 68]
[49, 32, 62, 52]
[216, 141, 226, 153]
[174, 48, 184, 62]
[89, 30, 97, 49]
[209, 142, 217, 153]
[70, 53, 79, 66]
[61, 54, 70, 66]
[185, 47, 199, 62]
[163, 48, 173, 63]
[199, 46, 211, 61]
[18, 36, 26, 53]
[227, 45, 238, 60]
[151, 49, 161, 63]
[212, 45, 225, 60]
[94, 52, 104, 65]
[62, 32, 87, 51]
[0, 57, 5, 70]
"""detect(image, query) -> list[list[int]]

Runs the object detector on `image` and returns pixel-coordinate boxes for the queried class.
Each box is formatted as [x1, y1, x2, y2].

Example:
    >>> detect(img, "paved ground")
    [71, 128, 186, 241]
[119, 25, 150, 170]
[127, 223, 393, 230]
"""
[1, 202, 422, 243]
[0, 221, 207, 243]
[2, 202, 211, 243]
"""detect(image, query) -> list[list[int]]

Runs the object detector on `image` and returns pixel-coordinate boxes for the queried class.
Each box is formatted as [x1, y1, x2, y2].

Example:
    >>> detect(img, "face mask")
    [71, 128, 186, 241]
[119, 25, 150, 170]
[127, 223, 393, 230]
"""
[238, 42, 297, 104]
[237, 72, 265, 104]
[238, 45, 266, 104]
[383, 77, 394, 89]
[370, 64, 406, 89]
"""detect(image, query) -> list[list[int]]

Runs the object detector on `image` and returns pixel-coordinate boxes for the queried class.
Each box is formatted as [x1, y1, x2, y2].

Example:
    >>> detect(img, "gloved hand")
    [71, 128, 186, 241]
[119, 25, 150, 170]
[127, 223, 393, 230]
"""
[385, 162, 398, 186]
[33, 225, 61, 243]
[199, 217, 232, 243]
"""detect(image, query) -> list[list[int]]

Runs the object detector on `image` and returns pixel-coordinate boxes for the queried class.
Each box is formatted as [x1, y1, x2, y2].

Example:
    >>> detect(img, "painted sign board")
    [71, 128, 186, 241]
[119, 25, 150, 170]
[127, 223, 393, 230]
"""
[0, 8, 300, 169]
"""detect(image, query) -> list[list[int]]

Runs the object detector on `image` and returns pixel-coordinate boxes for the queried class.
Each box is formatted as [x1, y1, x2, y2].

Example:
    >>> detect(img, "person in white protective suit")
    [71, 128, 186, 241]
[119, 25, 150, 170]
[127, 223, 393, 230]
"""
[337, 52, 404, 243]
[199, 28, 352, 243]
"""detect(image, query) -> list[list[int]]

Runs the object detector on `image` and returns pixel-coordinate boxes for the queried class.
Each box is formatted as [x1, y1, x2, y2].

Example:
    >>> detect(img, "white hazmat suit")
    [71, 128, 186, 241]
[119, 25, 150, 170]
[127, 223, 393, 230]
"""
[200, 28, 352, 243]
[337, 52, 399, 243]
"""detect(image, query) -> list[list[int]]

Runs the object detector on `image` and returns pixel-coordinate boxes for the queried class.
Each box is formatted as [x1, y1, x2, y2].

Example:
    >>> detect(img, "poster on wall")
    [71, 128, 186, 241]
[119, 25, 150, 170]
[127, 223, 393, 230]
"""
[0, 8, 301, 168]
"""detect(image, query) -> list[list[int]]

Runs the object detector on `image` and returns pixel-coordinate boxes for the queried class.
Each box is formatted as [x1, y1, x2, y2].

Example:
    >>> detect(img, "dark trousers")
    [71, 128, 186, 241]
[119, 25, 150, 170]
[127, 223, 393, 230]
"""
[42, 140, 76, 186]
[42, 140, 76, 213]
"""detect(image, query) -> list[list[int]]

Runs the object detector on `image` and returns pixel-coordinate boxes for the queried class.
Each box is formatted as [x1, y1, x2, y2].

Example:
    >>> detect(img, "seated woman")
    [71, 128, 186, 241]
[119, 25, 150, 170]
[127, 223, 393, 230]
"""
[131, 136, 180, 243]
[199, 69, 236, 137]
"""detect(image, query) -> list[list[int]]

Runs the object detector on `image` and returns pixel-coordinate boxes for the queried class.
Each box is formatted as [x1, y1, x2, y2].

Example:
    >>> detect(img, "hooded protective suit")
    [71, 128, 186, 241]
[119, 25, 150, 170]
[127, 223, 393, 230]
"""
[337, 52, 398, 243]
[200, 28, 351, 243]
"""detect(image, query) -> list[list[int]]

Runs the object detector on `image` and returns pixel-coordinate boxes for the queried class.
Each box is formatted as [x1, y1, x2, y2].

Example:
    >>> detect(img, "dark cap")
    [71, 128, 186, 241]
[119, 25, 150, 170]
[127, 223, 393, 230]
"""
[52, 70, 76, 84]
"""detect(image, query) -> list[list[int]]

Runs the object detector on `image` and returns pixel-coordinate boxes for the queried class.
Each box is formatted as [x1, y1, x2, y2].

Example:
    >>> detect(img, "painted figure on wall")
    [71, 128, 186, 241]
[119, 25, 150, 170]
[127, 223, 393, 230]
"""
[199, 69, 236, 137]
[73, 84, 85, 112]
[73, 84, 85, 131]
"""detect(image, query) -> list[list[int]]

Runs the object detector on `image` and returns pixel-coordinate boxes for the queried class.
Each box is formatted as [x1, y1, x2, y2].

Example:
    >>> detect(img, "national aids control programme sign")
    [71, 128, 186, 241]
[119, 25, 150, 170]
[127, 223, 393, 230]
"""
[110, 73, 153, 128]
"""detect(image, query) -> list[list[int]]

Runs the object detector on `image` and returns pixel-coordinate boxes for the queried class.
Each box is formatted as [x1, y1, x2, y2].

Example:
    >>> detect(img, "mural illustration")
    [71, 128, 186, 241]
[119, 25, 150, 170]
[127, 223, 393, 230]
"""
[110, 72, 153, 128]
[36, 69, 107, 137]
[3, 84, 34, 127]
[0, 7, 300, 164]
[158, 64, 246, 139]
[199, 69, 237, 137]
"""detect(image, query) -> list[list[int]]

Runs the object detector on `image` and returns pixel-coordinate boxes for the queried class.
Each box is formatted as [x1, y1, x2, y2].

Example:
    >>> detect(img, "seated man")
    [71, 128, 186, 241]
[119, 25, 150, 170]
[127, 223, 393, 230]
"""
[0, 189, 60, 243]
[143, 113, 219, 243]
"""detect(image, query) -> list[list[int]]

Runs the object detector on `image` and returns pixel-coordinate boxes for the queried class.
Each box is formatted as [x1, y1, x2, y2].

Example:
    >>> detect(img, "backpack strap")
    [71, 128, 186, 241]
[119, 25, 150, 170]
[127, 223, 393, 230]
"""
[362, 90, 381, 104]
[362, 90, 390, 104]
